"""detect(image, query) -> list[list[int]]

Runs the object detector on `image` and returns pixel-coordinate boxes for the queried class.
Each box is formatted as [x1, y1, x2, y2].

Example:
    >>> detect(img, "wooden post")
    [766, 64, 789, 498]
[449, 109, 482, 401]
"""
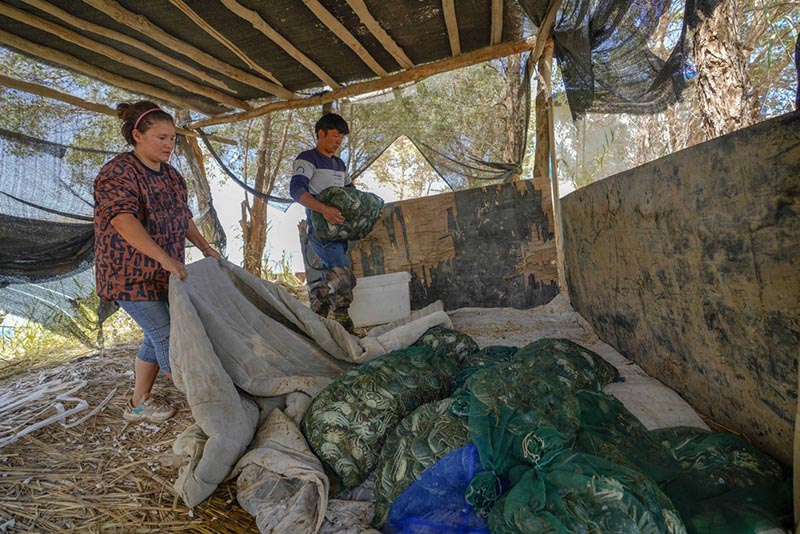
[536, 35, 567, 295]
[322, 101, 336, 114]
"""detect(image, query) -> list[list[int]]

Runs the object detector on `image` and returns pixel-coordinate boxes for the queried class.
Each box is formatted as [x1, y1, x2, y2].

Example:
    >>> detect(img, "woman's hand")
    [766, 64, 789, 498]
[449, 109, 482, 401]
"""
[162, 257, 188, 280]
[202, 247, 221, 261]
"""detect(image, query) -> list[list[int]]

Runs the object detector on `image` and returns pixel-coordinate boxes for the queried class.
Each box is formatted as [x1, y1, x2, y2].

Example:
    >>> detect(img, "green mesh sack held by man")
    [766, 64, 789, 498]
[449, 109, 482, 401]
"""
[310, 186, 384, 241]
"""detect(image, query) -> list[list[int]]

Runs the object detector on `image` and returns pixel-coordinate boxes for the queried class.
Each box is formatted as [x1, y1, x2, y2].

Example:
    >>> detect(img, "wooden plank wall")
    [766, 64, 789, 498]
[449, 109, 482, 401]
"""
[561, 110, 800, 465]
[348, 175, 559, 310]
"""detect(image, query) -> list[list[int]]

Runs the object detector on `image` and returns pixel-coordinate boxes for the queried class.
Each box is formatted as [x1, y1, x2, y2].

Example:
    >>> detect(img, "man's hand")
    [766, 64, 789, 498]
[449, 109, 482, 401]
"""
[321, 204, 345, 225]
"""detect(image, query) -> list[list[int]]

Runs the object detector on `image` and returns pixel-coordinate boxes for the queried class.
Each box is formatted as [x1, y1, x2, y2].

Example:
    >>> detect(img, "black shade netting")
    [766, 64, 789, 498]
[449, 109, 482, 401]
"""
[342, 54, 534, 190]
[196, 129, 294, 212]
[517, 0, 724, 117]
[0, 127, 226, 345]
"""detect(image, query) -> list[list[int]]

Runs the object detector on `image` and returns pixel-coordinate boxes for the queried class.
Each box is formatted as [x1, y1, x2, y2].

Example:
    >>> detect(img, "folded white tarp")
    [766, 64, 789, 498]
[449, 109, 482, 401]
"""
[168, 258, 451, 516]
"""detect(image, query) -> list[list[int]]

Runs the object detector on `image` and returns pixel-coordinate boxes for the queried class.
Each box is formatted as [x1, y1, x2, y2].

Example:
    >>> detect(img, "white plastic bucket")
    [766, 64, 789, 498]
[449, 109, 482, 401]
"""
[349, 272, 411, 327]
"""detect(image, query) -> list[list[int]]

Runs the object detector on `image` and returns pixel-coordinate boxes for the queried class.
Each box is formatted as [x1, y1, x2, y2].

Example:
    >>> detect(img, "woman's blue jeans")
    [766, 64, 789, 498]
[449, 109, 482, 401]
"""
[116, 300, 172, 373]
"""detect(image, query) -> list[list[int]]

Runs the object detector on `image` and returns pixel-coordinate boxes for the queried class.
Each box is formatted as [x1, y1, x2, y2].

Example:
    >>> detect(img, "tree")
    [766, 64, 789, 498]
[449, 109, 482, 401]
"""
[369, 136, 444, 200]
[241, 112, 293, 276]
[693, 0, 761, 139]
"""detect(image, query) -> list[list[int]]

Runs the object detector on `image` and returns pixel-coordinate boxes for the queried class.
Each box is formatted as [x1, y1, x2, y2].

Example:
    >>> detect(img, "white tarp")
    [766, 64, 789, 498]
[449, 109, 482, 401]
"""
[168, 258, 451, 512]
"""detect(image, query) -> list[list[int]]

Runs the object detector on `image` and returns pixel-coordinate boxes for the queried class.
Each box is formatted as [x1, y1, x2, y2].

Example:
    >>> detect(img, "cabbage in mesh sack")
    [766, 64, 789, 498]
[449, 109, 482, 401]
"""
[383, 444, 489, 534]
[454, 359, 580, 517]
[652, 426, 792, 533]
[487, 453, 686, 534]
[301, 346, 459, 489]
[575, 390, 679, 483]
[513, 338, 620, 391]
[310, 186, 384, 241]
[373, 398, 471, 527]
[413, 325, 480, 364]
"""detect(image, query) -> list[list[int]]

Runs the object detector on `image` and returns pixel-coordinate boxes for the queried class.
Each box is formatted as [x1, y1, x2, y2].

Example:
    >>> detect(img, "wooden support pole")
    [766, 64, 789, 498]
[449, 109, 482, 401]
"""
[0, 2, 250, 111]
[303, 0, 388, 77]
[0, 73, 236, 145]
[491, 0, 504, 45]
[188, 36, 538, 129]
[19, 0, 237, 93]
[168, 0, 283, 86]
[0, 28, 227, 116]
[220, 0, 340, 88]
[83, 0, 297, 100]
[442, 0, 461, 56]
[345, 0, 414, 69]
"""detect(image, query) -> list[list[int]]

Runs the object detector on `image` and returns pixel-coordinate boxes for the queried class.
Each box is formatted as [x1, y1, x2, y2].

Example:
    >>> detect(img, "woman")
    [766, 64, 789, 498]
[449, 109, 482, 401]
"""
[94, 101, 220, 423]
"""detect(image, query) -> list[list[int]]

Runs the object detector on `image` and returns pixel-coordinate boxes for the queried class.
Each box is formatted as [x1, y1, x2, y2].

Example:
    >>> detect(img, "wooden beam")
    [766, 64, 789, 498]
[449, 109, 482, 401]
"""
[302, 0, 388, 77]
[0, 29, 226, 116]
[344, 0, 414, 69]
[19, 0, 235, 93]
[442, 0, 461, 56]
[491, 0, 503, 45]
[0, 72, 114, 115]
[220, 0, 339, 89]
[0, 73, 236, 145]
[83, 0, 297, 100]
[188, 36, 537, 129]
[0, 3, 250, 111]
[168, 0, 282, 87]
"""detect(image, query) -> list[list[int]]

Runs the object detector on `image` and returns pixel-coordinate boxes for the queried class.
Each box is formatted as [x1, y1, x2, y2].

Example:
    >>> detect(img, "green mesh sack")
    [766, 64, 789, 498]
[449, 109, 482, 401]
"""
[462, 345, 518, 368]
[413, 325, 480, 364]
[487, 453, 687, 534]
[514, 338, 620, 391]
[372, 398, 471, 527]
[301, 346, 459, 488]
[454, 345, 519, 388]
[310, 186, 384, 241]
[651, 427, 792, 533]
[575, 390, 679, 483]
[454, 360, 580, 515]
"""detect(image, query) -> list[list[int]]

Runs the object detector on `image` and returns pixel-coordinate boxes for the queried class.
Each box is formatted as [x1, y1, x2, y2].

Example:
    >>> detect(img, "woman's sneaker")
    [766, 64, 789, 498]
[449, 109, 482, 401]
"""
[124, 395, 175, 423]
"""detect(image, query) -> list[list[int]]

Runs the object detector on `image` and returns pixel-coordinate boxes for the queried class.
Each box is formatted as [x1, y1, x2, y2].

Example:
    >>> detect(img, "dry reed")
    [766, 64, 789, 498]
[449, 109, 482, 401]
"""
[0, 343, 259, 533]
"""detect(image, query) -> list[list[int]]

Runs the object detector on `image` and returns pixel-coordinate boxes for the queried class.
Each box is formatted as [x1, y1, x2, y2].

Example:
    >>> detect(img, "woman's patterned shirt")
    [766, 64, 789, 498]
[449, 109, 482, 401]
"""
[93, 153, 191, 302]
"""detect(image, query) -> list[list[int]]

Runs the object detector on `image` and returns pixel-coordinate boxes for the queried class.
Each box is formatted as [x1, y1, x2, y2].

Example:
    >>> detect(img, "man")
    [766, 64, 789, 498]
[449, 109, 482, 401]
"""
[290, 113, 358, 333]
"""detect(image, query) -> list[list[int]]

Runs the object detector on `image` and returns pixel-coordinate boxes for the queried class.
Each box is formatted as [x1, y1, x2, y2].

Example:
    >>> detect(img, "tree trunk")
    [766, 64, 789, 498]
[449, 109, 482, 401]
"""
[242, 115, 272, 276]
[174, 109, 226, 256]
[693, 0, 760, 140]
[502, 52, 524, 178]
[533, 36, 555, 179]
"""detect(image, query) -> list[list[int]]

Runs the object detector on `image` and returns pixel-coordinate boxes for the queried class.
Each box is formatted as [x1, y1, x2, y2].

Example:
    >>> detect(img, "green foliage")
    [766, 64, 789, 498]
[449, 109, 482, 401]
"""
[262, 249, 302, 286]
[368, 137, 446, 200]
[0, 307, 140, 380]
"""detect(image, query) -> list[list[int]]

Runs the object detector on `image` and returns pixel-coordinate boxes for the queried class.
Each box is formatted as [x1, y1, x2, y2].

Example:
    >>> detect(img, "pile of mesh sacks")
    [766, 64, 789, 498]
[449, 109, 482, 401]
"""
[301, 328, 793, 533]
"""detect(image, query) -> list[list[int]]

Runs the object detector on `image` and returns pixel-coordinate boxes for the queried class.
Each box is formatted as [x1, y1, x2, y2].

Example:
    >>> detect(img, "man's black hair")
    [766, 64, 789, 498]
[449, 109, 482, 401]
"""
[315, 113, 349, 136]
